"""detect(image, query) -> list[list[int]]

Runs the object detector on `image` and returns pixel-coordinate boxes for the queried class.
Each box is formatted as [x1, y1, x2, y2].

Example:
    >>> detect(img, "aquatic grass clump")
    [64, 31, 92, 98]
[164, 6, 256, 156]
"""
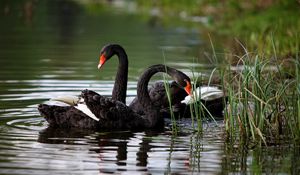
[222, 47, 300, 144]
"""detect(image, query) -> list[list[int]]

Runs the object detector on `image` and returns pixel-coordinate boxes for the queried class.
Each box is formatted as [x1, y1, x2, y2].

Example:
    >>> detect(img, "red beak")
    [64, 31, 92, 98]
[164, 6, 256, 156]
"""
[184, 80, 192, 95]
[98, 54, 106, 69]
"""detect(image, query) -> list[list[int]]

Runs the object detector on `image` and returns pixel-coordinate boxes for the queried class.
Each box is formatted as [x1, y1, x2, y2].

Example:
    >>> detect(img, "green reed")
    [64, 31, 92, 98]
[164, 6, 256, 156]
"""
[162, 73, 178, 134]
[189, 68, 203, 132]
[162, 52, 178, 134]
[297, 59, 300, 139]
[222, 44, 300, 144]
[289, 42, 300, 140]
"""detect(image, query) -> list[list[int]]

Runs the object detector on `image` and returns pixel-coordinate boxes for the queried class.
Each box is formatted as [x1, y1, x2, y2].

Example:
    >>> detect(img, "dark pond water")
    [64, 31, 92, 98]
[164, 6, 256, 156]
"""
[0, 1, 299, 174]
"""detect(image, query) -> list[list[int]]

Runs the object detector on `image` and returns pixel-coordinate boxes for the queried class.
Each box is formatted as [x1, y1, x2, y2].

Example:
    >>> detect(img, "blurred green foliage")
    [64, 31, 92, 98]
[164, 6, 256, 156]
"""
[135, 0, 300, 60]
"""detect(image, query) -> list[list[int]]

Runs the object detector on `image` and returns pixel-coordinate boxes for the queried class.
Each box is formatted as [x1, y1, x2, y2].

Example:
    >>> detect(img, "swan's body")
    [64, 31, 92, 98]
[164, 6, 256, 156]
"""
[38, 64, 192, 129]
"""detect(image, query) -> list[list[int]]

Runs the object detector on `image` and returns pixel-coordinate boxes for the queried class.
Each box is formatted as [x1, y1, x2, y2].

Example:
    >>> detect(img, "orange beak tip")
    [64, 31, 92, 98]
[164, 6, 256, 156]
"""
[97, 64, 102, 69]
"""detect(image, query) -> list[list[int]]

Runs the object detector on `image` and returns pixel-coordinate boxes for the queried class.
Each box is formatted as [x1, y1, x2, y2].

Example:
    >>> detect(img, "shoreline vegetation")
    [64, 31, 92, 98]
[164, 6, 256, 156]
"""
[186, 43, 299, 145]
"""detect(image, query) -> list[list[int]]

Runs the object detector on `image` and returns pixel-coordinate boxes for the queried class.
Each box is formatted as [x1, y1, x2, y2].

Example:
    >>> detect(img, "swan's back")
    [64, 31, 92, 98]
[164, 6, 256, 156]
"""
[38, 104, 100, 129]
[81, 90, 149, 129]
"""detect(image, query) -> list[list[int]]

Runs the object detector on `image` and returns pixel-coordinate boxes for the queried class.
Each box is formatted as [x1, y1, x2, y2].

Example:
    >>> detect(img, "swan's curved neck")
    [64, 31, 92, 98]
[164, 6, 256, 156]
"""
[137, 65, 182, 128]
[112, 46, 128, 103]
[137, 65, 176, 109]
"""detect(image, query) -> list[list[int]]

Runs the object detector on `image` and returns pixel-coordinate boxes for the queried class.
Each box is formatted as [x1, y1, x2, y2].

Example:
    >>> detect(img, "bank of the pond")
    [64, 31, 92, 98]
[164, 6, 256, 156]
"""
[76, 0, 300, 63]
[134, 0, 300, 59]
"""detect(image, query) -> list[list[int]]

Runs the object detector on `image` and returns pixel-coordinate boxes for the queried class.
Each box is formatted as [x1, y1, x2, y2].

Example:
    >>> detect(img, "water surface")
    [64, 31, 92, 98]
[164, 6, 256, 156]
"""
[0, 1, 299, 174]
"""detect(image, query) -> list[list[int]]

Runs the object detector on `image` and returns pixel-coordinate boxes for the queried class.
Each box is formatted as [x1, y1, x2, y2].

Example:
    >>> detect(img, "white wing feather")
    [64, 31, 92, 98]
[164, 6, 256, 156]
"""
[50, 95, 80, 105]
[75, 103, 99, 121]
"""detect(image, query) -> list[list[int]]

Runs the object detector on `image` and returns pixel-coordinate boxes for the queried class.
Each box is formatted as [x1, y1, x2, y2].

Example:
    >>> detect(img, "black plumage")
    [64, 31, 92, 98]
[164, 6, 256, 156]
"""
[38, 64, 192, 130]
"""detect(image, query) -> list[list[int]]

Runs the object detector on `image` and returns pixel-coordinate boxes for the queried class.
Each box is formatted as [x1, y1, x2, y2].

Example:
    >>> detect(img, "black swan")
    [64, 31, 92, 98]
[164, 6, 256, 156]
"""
[38, 64, 192, 129]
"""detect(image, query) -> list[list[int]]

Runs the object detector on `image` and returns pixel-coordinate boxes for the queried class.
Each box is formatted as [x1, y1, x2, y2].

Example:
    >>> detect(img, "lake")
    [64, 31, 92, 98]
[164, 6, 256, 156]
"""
[0, 1, 299, 174]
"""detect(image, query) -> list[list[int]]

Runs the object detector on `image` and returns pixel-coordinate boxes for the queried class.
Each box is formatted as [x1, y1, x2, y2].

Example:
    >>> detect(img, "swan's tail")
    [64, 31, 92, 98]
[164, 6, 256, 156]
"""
[38, 104, 70, 127]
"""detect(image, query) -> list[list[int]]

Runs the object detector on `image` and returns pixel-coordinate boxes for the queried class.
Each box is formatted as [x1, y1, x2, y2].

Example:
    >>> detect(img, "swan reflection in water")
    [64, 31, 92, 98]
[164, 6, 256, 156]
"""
[37, 126, 193, 173]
